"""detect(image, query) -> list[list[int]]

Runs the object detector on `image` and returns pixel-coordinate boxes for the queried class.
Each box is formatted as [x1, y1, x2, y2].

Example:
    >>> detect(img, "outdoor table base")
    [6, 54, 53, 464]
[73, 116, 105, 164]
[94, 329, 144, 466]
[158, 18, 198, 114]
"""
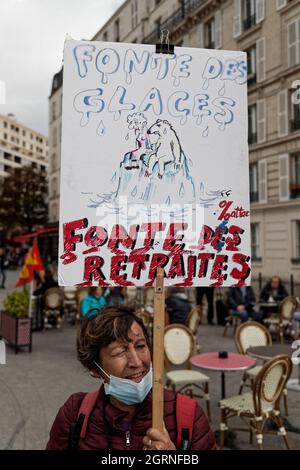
[190, 352, 256, 450]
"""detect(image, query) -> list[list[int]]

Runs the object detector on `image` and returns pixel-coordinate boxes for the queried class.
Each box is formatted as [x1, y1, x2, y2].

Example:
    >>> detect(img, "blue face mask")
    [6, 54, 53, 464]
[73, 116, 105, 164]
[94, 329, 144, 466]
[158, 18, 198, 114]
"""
[94, 361, 153, 405]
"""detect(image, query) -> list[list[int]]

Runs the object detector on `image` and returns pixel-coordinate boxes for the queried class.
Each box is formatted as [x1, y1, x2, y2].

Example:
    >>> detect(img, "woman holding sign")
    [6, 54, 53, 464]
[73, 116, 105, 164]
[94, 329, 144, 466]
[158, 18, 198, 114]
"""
[46, 307, 216, 450]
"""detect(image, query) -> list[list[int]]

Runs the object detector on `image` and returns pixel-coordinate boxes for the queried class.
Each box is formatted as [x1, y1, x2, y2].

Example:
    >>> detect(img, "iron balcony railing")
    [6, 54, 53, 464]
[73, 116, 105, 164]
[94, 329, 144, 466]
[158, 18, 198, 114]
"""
[291, 117, 300, 132]
[247, 73, 257, 86]
[243, 14, 256, 31]
[290, 182, 300, 199]
[206, 40, 215, 49]
[250, 191, 259, 203]
[248, 132, 258, 145]
[143, 0, 208, 44]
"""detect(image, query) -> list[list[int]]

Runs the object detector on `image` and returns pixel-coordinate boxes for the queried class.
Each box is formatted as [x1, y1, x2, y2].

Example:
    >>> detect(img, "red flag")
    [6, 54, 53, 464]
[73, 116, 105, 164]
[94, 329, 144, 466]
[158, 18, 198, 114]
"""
[16, 239, 44, 287]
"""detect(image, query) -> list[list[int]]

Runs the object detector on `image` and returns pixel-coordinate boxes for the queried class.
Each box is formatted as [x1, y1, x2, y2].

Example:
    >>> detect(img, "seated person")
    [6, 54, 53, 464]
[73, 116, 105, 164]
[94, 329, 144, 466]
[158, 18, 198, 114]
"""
[46, 307, 217, 450]
[107, 287, 127, 306]
[228, 286, 261, 323]
[291, 307, 300, 338]
[166, 287, 191, 324]
[259, 276, 288, 303]
[81, 287, 109, 318]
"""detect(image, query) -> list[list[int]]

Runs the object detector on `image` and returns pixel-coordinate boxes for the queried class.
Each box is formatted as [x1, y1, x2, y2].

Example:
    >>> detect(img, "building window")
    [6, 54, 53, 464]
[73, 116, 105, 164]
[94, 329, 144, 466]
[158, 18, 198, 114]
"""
[243, 0, 256, 31]
[204, 17, 215, 49]
[14, 156, 21, 164]
[52, 177, 57, 197]
[52, 101, 56, 121]
[291, 220, 300, 263]
[22, 130, 26, 136]
[51, 203, 58, 221]
[4, 152, 12, 161]
[114, 19, 120, 42]
[290, 154, 300, 199]
[251, 223, 261, 261]
[296, 221, 300, 259]
[4, 165, 10, 172]
[131, 0, 138, 29]
[4, 133, 7, 139]
[103, 31, 108, 41]
[246, 45, 257, 85]
[52, 127, 58, 147]
[291, 97, 300, 132]
[248, 104, 257, 144]
[249, 162, 259, 202]
[3, 121, 7, 128]
[288, 18, 300, 68]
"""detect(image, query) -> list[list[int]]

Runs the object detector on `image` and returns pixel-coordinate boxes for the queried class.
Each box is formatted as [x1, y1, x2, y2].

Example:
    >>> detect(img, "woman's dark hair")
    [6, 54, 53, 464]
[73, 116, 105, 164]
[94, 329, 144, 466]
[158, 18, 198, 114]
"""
[77, 306, 151, 371]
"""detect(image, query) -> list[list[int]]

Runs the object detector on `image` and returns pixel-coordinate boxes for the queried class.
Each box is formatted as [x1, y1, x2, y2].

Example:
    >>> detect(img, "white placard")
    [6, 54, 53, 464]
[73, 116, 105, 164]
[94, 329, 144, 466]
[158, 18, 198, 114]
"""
[59, 40, 250, 287]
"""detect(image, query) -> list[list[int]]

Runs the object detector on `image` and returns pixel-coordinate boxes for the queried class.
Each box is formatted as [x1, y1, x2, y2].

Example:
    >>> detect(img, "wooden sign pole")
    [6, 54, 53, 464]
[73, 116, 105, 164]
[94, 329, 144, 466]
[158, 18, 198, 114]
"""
[152, 267, 165, 432]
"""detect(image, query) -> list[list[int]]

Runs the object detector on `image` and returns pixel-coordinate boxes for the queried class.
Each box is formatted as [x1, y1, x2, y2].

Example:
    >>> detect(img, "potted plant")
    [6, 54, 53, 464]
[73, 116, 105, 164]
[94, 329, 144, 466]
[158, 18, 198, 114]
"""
[0, 288, 32, 353]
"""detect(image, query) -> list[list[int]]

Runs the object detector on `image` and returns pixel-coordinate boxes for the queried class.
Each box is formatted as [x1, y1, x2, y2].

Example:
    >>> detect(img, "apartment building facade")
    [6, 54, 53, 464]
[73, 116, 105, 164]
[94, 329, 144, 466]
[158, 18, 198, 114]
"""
[0, 113, 48, 178]
[49, 0, 300, 289]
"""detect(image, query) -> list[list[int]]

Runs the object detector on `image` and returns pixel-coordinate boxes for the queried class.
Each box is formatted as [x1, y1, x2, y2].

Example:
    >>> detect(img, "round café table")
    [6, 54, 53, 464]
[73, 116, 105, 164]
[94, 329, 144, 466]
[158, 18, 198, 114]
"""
[247, 344, 300, 393]
[190, 352, 256, 399]
[247, 344, 292, 360]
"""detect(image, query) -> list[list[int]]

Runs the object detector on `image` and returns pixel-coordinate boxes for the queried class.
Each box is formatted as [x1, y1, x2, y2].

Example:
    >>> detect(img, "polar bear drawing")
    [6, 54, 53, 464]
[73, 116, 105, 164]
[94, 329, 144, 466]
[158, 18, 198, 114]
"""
[145, 119, 183, 179]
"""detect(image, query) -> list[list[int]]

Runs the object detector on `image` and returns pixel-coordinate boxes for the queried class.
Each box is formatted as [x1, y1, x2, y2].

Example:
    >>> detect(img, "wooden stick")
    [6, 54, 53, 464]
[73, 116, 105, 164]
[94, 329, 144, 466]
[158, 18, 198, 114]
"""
[152, 267, 165, 432]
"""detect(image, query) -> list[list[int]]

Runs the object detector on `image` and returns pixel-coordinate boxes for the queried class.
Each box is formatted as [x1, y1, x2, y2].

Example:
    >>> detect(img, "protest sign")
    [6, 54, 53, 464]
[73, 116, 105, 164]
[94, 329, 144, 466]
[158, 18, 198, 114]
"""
[59, 40, 250, 287]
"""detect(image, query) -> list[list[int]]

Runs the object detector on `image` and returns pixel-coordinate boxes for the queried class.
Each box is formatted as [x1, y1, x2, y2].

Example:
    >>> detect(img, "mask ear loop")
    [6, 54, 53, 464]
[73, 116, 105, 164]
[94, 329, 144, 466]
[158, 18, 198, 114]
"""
[93, 360, 110, 382]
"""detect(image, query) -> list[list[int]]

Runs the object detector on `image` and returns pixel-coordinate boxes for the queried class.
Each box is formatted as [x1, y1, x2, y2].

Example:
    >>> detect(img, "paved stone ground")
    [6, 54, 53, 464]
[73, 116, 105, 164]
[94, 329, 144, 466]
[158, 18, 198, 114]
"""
[0, 269, 299, 450]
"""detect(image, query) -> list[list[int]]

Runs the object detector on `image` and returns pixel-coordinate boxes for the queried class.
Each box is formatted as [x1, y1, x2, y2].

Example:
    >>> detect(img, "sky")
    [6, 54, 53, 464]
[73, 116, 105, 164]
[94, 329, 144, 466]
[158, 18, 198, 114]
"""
[0, 0, 125, 137]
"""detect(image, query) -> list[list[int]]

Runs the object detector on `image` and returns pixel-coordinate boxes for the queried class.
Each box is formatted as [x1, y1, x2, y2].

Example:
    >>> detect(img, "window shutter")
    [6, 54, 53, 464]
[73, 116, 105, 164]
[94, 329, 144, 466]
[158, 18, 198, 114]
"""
[233, 0, 242, 38]
[288, 20, 297, 68]
[278, 90, 288, 137]
[256, 0, 265, 24]
[276, 0, 287, 10]
[214, 10, 222, 49]
[258, 159, 267, 204]
[279, 154, 290, 201]
[256, 38, 265, 82]
[257, 99, 266, 143]
[198, 23, 204, 48]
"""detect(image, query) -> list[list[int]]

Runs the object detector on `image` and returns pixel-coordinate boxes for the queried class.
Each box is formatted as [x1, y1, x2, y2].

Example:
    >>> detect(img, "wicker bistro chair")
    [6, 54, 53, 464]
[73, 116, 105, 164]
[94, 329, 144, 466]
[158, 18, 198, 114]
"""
[235, 322, 289, 415]
[63, 287, 77, 324]
[235, 322, 272, 394]
[43, 287, 64, 329]
[185, 305, 202, 353]
[164, 324, 211, 420]
[263, 296, 298, 344]
[219, 354, 293, 450]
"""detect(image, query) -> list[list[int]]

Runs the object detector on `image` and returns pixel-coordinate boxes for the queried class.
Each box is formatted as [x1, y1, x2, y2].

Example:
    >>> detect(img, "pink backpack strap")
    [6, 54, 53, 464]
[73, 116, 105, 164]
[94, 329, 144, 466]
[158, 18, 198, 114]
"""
[77, 390, 99, 440]
[176, 394, 197, 450]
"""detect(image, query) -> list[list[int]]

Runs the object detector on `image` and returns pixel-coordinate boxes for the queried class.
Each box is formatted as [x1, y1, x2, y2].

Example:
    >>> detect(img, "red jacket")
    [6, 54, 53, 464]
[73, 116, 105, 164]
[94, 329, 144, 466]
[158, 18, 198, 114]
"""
[46, 387, 217, 450]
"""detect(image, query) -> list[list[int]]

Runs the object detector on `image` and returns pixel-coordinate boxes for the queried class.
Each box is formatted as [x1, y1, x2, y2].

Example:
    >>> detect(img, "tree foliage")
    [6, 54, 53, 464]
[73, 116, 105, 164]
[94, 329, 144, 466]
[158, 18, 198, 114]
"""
[0, 165, 48, 234]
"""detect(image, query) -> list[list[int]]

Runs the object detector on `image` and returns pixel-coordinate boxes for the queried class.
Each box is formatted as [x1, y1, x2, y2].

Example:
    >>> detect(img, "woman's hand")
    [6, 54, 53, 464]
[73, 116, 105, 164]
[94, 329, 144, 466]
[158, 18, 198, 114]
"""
[142, 425, 176, 451]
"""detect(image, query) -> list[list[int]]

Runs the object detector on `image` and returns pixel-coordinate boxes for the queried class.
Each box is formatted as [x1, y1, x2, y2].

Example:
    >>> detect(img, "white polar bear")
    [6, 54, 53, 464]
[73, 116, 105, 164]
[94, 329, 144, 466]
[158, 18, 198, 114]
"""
[145, 119, 183, 179]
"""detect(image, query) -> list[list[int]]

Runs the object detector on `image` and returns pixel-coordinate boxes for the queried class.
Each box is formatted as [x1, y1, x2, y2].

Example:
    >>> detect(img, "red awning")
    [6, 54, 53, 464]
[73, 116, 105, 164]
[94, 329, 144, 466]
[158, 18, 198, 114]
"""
[13, 227, 58, 243]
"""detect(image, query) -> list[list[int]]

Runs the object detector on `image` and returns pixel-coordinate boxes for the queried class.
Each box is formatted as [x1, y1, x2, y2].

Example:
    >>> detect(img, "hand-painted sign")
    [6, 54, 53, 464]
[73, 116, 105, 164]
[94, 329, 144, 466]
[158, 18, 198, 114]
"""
[59, 40, 250, 287]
